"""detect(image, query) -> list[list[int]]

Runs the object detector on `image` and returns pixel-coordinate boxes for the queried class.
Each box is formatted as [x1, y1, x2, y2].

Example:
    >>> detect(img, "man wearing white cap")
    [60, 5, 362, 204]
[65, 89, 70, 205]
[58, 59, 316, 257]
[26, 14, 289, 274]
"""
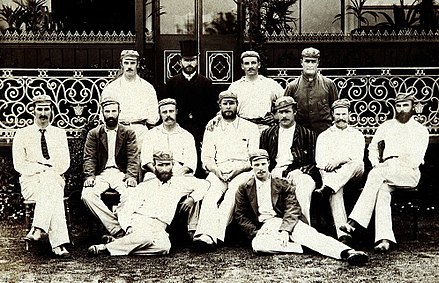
[234, 149, 369, 266]
[340, 92, 429, 252]
[13, 94, 71, 257]
[82, 96, 139, 240]
[284, 47, 338, 135]
[101, 49, 159, 146]
[208, 50, 284, 133]
[315, 98, 365, 244]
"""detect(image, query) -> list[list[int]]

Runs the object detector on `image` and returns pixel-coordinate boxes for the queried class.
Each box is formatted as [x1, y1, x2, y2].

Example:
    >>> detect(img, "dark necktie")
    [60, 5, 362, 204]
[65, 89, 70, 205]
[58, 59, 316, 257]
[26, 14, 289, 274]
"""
[40, 129, 50, 160]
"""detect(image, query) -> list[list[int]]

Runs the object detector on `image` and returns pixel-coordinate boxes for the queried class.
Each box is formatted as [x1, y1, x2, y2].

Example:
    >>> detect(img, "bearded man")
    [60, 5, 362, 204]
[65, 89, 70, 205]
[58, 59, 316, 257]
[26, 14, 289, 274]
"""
[82, 96, 139, 239]
[340, 92, 429, 252]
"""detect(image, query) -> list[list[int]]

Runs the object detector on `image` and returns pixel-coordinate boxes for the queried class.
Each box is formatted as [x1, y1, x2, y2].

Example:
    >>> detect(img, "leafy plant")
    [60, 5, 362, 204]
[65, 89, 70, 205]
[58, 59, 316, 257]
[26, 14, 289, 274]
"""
[376, 0, 421, 31]
[333, 0, 379, 29]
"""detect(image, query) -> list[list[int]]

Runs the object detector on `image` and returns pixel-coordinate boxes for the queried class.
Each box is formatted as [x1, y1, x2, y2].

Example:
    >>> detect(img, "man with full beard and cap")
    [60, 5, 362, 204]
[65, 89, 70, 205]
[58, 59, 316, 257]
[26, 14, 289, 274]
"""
[82, 96, 139, 241]
[340, 92, 429, 252]
[234, 149, 368, 266]
[315, 99, 365, 244]
[192, 90, 259, 249]
[87, 150, 210, 256]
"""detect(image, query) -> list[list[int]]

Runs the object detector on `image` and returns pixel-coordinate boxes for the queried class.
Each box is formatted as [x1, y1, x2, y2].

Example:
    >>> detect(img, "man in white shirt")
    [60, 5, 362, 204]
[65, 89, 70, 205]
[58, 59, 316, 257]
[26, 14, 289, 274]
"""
[82, 96, 139, 239]
[193, 91, 260, 249]
[340, 92, 429, 252]
[13, 94, 71, 257]
[234, 149, 368, 266]
[141, 98, 198, 236]
[141, 98, 197, 179]
[101, 49, 159, 146]
[208, 51, 284, 133]
[87, 150, 210, 256]
[315, 99, 365, 243]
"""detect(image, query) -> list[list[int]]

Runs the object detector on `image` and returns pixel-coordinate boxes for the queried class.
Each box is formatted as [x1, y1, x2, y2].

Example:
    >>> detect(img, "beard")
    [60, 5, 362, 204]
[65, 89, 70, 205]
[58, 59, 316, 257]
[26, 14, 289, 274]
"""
[221, 111, 237, 120]
[183, 65, 196, 75]
[104, 117, 118, 128]
[395, 110, 413, 124]
[156, 171, 173, 183]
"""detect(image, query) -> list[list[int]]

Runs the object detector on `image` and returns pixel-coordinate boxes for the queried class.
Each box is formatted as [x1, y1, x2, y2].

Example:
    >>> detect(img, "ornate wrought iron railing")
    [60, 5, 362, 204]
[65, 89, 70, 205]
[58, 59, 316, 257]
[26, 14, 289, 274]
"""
[0, 68, 118, 142]
[0, 67, 438, 143]
[267, 67, 439, 138]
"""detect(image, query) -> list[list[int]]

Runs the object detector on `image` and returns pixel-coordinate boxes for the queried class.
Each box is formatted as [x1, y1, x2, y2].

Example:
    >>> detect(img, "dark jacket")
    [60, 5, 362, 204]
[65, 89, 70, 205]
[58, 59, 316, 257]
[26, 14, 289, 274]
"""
[166, 73, 216, 144]
[83, 124, 139, 181]
[234, 176, 307, 240]
[284, 74, 338, 135]
[260, 123, 317, 178]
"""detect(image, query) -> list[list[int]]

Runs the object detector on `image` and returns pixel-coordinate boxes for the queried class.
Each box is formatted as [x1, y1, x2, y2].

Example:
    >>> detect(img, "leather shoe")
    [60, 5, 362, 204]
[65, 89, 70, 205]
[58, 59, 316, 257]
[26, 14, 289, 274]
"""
[339, 235, 353, 247]
[24, 227, 42, 242]
[101, 235, 116, 244]
[192, 234, 216, 251]
[88, 244, 108, 256]
[340, 222, 356, 235]
[314, 185, 334, 199]
[345, 250, 368, 266]
[52, 246, 71, 258]
[374, 239, 391, 253]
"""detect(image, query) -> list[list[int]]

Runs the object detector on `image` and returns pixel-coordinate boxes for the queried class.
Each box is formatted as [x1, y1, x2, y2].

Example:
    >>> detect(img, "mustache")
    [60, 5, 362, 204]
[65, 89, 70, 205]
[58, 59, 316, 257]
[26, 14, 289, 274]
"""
[336, 119, 348, 123]
[127, 68, 134, 72]
[39, 115, 48, 119]
[165, 117, 175, 122]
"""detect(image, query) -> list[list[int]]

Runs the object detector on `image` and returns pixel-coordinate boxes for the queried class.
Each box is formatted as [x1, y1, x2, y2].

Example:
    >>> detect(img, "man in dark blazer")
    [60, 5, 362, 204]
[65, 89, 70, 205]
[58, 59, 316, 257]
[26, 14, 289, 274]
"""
[259, 96, 317, 223]
[166, 40, 217, 177]
[82, 96, 139, 239]
[234, 149, 368, 266]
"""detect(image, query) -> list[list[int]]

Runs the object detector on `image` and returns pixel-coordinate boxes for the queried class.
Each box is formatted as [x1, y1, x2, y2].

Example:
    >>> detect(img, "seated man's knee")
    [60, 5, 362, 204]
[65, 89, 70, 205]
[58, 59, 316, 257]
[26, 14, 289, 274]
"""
[81, 186, 98, 202]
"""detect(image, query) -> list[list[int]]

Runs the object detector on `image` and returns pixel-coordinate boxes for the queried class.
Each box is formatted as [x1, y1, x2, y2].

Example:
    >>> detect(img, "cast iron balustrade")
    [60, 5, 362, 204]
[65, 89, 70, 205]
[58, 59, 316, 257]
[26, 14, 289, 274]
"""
[0, 67, 438, 143]
[267, 67, 439, 140]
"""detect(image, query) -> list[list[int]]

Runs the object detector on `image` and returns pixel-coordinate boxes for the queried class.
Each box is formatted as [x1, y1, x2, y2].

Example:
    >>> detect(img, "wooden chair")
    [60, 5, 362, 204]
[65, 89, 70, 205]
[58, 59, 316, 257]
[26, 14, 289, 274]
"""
[390, 186, 420, 240]
[23, 196, 72, 250]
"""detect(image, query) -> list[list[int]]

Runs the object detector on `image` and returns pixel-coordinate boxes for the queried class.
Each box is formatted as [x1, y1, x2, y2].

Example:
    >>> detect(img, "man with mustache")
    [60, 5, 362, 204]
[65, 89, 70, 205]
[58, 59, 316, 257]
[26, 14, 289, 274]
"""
[13, 94, 71, 257]
[208, 51, 284, 133]
[87, 150, 209, 256]
[192, 91, 259, 249]
[340, 92, 429, 252]
[140, 98, 198, 239]
[234, 149, 369, 266]
[101, 49, 159, 147]
[315, 99, 365, 244]
[82, 96, 139, 241]
[284, 47, 338, 136]
[166, 40, 216, 178]
[141, 98, 196, 179]
[260, 96, 317, 224]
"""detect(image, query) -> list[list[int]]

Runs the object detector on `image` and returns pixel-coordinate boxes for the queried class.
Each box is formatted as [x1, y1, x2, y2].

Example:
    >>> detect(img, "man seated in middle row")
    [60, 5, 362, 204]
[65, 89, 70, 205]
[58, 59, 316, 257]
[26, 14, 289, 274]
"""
[192, 90, 260, 249]
[141, 98, 199, 237]
[259, 96, 317, 223]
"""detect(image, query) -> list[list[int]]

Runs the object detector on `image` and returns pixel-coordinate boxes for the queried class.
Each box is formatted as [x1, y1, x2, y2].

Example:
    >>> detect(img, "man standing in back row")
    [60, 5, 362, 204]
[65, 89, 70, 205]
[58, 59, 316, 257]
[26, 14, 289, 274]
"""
[166, 40, 216, 177]
[101, 49, 159, 146]
[284, 47, 338, 135]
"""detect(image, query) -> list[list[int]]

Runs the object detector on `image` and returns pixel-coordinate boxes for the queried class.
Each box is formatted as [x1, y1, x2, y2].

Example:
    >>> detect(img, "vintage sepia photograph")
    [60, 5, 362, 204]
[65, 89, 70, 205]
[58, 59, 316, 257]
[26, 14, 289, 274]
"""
[0, 0, 438, 282]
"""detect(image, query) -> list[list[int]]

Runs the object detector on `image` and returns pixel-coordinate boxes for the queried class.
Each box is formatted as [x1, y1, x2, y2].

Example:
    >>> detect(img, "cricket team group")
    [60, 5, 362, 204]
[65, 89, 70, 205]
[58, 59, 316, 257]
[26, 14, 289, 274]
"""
[14, 40, 428, 266]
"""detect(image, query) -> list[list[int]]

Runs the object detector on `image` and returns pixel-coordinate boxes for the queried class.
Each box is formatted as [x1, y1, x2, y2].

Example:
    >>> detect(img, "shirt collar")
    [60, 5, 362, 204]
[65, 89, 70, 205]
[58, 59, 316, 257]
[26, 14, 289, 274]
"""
[279, 123, 296, 133]
[104, 125, 119, 133]
[255, 176, 271, 189]
[182, 71, 196, 81]
[241, 75, 263, 83]
[220, 117, 239, 130]
[329, 124, 354, 132]
[159, 123, 183, 134]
